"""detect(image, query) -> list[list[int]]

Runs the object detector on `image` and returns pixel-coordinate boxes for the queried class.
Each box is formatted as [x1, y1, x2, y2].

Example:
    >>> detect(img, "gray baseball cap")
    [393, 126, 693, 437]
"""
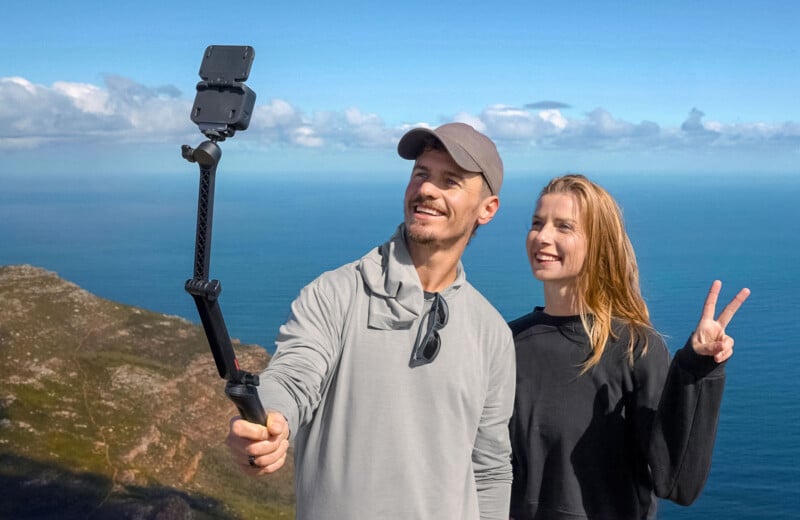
[397, 122, 503, 195]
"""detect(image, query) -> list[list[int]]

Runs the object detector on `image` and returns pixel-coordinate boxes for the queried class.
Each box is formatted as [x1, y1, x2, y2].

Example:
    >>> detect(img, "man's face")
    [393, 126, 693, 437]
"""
[403, 148, 492, 251]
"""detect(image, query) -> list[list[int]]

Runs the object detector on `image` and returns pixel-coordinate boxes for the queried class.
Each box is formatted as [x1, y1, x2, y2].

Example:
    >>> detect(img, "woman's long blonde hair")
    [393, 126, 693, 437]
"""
[540, 174, 654, 371]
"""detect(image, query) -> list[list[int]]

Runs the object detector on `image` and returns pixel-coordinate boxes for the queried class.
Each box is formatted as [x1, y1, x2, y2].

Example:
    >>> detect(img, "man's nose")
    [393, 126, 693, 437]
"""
[417, 177, 441, 197]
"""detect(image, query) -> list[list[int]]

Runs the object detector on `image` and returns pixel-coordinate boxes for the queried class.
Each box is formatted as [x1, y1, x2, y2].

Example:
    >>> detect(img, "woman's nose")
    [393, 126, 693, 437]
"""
[533, 224, 553, 244]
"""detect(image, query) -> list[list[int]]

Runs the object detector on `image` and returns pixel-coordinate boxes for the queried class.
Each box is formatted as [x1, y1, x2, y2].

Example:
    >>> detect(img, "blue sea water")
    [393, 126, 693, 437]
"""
[1, 170, 798, 519]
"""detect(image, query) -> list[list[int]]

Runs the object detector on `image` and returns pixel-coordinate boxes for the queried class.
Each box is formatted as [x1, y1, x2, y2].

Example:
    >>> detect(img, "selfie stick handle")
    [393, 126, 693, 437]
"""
[183, 141, 267, 426]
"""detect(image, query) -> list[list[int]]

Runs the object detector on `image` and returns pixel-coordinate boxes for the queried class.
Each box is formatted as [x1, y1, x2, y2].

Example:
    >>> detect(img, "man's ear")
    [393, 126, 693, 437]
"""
[477, 195, 500, 225]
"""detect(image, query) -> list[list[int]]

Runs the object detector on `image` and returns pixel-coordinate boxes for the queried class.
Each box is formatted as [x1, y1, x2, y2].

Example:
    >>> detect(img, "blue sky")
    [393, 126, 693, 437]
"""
[2, 0, 799, 178]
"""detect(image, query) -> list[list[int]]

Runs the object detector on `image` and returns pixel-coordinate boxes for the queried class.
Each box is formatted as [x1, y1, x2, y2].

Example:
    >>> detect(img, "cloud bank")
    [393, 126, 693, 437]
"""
[2, 76, 799, 156]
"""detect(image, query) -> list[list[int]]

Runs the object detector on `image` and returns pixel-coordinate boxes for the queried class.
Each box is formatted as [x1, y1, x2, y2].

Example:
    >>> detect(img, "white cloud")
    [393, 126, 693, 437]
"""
[1, 75, 798, 159]
[248, 102, 397, 149]
[481, 104, 549, 140]
[293, 126, 324, 147]
[680, 110, 800, 148]
[538, 109, 568, 130]
[0, 75, 190, 149]
[52, 81, 112, 115]
[452, 112, 486, 133]
[540, 108, 662, 150]
[255, 98, 302, 128]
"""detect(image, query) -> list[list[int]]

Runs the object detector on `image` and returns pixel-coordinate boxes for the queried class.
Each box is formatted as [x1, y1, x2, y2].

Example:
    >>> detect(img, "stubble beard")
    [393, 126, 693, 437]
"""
[406, 225, 437, 246]
[404, 197, 475, 250]
[405, 196, 438, 246]
[406, 219, 475, 251]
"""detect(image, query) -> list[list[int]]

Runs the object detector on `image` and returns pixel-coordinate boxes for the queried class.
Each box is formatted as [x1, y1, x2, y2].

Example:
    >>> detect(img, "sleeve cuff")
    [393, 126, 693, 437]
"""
[674, 336, 726, 379]
[257, 377, 300, 441]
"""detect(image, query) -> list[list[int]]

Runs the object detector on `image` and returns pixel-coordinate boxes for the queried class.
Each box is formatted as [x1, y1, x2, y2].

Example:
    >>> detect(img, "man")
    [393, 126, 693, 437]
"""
[226, 123, 515, 519]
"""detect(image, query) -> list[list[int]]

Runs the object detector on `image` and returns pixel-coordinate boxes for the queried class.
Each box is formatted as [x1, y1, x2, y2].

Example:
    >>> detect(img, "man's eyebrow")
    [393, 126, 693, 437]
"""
[413, 160, 477, 180]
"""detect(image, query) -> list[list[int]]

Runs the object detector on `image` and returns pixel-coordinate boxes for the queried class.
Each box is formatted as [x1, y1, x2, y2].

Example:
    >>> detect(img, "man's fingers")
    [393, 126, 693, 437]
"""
[253, 453, 287, 475]
[716, 287, 751, 329]
[230, 416, 269, 441]
[266, 411, 289, 438]
[227, 414, 290, 476]
[262, 450, 288, 474]
[250, 438, 290, 474]
[245, 437, 290, 474]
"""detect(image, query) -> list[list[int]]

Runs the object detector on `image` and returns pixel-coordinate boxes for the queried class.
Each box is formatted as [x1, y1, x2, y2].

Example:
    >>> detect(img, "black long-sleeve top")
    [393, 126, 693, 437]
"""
[509, 308, 726, 520]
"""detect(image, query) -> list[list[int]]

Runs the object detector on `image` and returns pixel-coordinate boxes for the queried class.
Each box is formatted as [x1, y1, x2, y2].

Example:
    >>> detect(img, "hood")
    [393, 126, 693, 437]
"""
[357, 224, 464, 330]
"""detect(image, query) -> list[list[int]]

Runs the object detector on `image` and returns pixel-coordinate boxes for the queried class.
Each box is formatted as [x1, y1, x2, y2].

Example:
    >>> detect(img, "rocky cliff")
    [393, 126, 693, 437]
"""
[0, 265, 295, 519]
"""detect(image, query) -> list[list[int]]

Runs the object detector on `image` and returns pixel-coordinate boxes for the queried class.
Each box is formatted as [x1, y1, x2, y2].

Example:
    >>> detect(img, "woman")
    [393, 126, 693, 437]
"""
[509, 174, 749, 520]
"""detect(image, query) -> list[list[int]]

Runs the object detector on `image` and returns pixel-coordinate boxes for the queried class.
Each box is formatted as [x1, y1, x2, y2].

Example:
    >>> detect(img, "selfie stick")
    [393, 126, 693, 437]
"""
[182, 45, 266, 426]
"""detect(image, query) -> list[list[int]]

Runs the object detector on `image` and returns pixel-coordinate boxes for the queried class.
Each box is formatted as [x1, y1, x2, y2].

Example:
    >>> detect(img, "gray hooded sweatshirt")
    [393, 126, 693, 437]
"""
[257, 225, 515, 519]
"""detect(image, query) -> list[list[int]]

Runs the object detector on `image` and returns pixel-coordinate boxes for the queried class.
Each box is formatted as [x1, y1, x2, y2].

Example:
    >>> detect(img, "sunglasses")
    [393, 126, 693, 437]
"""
[409, 293, 449, 367]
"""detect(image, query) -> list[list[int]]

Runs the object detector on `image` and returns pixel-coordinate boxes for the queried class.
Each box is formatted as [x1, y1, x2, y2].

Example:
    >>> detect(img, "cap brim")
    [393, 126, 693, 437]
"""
[397, 128, 482, 174]
[397, 128, 437, 160]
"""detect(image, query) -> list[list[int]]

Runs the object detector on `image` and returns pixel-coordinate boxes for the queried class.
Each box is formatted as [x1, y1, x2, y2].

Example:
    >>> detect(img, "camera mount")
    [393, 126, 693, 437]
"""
[190, 45, 256, 142]
[182, 45, 266, 425]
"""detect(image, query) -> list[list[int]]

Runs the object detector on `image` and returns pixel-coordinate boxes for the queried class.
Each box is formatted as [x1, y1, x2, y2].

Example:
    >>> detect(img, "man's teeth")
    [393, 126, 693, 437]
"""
[416, 205, 442, 216]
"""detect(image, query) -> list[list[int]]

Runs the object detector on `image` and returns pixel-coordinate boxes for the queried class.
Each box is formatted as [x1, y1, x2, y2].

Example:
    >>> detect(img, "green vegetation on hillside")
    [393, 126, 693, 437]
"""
[0, 265, 295, 519]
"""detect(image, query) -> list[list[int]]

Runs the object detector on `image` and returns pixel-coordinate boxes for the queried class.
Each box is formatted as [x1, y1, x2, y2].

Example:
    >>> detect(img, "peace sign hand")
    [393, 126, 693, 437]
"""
[691, 280, 751, 363]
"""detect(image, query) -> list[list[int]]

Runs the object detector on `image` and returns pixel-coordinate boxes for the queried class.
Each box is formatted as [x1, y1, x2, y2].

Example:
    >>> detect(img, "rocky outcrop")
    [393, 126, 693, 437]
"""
[0, 265, 295, 519]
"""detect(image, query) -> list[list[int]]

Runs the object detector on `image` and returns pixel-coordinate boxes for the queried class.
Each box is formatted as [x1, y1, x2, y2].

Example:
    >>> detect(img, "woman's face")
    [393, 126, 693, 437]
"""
[526, 192, 588, 286]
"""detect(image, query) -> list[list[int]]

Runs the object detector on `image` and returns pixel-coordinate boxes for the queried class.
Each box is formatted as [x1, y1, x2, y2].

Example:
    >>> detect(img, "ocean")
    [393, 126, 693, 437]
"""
[2, 170, 798, 519]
